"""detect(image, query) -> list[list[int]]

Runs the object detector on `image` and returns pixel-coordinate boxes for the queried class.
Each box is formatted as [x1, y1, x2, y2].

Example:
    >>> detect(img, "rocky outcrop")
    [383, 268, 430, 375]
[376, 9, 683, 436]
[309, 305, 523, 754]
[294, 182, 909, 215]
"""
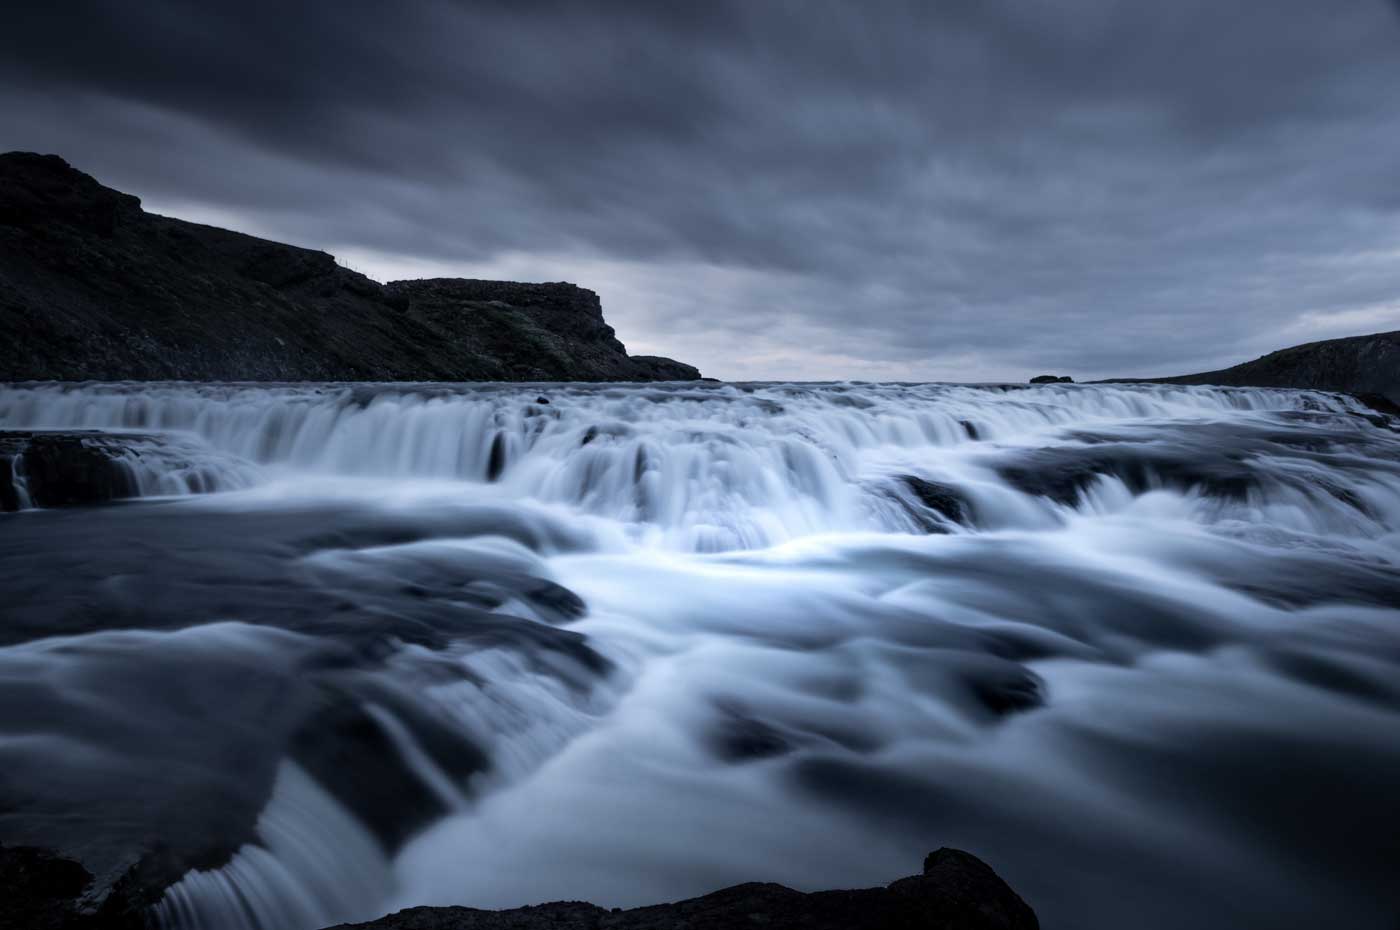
[0, 431, 142, 510]
[0, 844, 145, 930]
[321, 849, 1037, 930]
[1115, 331, 1400, 404]
[1028, 375, 1073, 384]
[384, 279, 699, 381]
[0, 152, 699, 382]
[0, 846, 1035, 930]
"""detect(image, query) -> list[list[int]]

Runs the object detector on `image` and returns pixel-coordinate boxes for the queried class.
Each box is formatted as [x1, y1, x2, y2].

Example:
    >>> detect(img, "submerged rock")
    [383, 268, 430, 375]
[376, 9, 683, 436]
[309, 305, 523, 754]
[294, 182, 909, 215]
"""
[900, 475, 968, 525]
[319, 849, 1038, 930]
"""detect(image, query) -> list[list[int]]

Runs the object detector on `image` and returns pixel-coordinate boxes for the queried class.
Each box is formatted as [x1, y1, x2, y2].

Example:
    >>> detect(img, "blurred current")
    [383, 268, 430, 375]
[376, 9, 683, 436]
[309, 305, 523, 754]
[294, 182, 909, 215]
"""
[1, 380, 1398, 929]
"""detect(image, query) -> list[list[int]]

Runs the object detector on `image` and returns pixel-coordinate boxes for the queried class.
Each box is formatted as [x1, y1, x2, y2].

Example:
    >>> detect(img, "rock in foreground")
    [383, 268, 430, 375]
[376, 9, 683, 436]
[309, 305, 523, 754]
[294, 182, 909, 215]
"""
[321, 849, 1037, 930]
[0, 152, 699, 383]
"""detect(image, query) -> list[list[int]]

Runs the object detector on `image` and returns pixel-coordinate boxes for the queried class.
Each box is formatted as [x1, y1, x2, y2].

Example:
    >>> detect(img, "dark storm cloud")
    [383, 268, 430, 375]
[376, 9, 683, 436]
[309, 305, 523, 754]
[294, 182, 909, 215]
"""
[3, 0, 1400, 380]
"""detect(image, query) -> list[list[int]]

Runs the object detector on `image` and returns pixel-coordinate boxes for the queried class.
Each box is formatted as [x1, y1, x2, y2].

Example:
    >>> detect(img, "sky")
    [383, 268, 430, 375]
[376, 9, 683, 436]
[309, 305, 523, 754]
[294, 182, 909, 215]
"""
[4, 1, 1400, 382]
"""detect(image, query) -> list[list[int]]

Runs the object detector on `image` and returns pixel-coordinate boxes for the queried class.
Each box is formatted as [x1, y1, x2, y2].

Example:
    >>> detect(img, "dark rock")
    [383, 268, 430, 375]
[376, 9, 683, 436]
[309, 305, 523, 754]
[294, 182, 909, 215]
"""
[0, 501, 611, 922]
[0, 844, 146, 930]
[0, 843, 95, 930]
[1104, 331, 1400, 405]
[1028, 375, 1073, 384]
[911, 848, 1039, 929]
[1351, 392, 1400, 418]
[995, 444, 1257, 506]
[290, 698, 487, 853]
[962, 662, 1045, 717]
[522, 580, 588, 622]
[0, 430, 142, 510]
[320, 849, 1037, 929]
[709, 701, 796, 762]
[625, 354, 703, 381]
[534, 395, 550, 404]
[901, 476, 968, 525]
[0, 152, 699, 382]
[486, 432, 508, 481]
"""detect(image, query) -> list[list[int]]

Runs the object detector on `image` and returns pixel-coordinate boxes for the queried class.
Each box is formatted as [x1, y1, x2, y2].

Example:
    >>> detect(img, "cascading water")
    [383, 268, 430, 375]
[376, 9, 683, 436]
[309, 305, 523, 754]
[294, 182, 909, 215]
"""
[1, 380, 1397, 930]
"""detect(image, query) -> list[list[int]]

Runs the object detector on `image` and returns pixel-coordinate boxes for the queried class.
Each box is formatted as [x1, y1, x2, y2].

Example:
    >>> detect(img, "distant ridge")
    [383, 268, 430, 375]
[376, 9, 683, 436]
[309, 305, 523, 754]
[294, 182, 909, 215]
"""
[1107, 330, 1400, 406]
[0, 152, 700, 382]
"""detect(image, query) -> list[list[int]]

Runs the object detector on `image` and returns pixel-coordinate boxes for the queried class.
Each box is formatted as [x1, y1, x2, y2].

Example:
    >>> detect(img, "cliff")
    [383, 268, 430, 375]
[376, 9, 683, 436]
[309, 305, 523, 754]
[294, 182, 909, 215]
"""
[0, 153, 699, 382]
[1118, 330, 1400, 405]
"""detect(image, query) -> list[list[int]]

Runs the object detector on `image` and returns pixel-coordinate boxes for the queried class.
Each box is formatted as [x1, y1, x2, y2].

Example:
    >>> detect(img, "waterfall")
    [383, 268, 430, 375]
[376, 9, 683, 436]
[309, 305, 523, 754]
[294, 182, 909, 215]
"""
[2, 380, 1398, 930]
[1, 380, 1388, 549]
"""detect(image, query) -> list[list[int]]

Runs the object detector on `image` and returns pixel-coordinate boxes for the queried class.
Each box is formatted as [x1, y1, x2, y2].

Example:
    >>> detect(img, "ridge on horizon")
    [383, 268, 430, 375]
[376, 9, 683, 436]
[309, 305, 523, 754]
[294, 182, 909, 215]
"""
[0, 151, 700, 384]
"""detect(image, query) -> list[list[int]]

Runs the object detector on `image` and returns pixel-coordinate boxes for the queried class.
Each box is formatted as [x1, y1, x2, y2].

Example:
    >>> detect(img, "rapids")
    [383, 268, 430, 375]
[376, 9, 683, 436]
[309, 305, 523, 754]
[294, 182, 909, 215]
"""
[1, 380, 1398, 930]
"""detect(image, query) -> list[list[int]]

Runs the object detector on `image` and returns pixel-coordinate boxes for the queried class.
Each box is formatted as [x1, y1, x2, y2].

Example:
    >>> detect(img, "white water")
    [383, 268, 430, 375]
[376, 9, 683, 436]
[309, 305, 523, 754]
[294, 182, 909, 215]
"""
[1, 381, 1398, 929]
[3, 380, 1390, 548]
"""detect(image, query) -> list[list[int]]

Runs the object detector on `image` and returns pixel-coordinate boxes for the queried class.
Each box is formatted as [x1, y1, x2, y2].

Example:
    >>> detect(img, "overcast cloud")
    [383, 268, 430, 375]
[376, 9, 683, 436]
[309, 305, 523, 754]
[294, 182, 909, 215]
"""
[4, 0, 1400, 380]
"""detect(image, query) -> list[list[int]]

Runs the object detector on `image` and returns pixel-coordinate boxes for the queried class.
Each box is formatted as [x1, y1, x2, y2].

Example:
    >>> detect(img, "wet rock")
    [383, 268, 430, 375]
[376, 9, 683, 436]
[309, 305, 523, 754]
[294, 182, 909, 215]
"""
[0, 844, 145, 930]
[320, 849, 1038, 929]
[0, 500, 613, 922]
[1351, 392, 1400, 419]
[0, 431, 141, 510]
[486, 433, 508, 481]
[522, 580, 588, 622]
[993, 443, 1256, 505]
[963, 662, 1045, 717]
[901, 476, 968, 525]
[290, 698, 486, 852]
[0, 843, 95, 930]
[1029, 375, 1073, 384]
[710, 702, 795, 762]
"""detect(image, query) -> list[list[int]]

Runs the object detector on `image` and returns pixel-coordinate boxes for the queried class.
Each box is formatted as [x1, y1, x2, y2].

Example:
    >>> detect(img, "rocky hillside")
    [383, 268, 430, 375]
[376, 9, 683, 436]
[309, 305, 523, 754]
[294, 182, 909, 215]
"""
[1127, 331, 1400, 404]
[0, 153, 699, 382]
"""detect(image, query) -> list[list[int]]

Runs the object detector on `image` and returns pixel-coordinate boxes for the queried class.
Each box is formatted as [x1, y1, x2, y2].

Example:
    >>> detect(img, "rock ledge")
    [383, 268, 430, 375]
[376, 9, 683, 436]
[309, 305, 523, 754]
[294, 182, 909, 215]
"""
[320, 848, 1037, 930]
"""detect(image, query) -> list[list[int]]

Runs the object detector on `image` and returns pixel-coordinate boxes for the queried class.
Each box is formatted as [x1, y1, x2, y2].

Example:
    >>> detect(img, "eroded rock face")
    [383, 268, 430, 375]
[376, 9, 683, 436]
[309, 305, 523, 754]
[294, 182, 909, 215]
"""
[0, 152, 699, 383]
[384, 280, 701, 381]
[319, 849, 1038, 930]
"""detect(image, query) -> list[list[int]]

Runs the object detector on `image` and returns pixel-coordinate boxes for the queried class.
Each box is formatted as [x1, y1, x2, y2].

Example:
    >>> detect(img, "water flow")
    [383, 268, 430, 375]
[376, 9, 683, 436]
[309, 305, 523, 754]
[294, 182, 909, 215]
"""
[1, 381, 1397, 930]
